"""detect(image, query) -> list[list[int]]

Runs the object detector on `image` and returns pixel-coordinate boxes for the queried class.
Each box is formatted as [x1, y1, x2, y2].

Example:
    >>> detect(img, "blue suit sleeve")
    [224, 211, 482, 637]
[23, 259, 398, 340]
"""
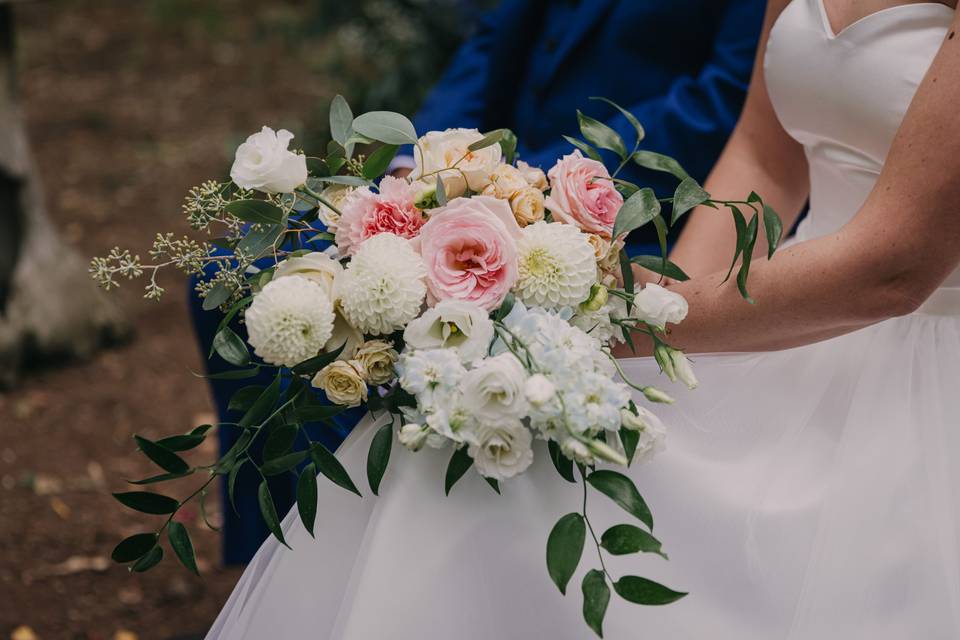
[521, 0, 762, 189]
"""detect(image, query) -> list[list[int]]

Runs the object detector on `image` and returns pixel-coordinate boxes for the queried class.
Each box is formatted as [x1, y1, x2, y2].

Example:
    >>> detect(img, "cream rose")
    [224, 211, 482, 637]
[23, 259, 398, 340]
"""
[312, 359, 368, 407]
[230, 126, 308, 194]
[517, 160, 548, 191]
[413, 128, 501, 197]
[274, 252, 342, 296]
[354, 340, 399, 386]
[510, 187, 546, 227]
[481, 164, 528, 200]
[316, 184, 355, 232]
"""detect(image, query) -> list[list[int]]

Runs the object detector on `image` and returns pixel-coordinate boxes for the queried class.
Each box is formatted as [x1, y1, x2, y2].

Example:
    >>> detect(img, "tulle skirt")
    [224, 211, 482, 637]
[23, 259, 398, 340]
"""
[206, 288, 960, 640]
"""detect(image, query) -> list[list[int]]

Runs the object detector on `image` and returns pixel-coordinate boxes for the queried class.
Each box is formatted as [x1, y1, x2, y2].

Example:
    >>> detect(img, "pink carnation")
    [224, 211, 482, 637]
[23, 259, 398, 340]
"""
[415, 196, 520, 311]
[544, 150, 623, 238]
[335, 175, 426, 255]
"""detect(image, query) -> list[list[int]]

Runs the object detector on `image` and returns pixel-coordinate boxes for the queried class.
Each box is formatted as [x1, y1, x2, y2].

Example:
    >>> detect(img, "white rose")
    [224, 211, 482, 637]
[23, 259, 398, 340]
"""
[230, 126, 308, 194]
[312, 359, 368, 407]
[510, 187, 546, 227]
[467, 419, 534, 480]
[413, 128, 501, 197]
[633, 283, 688, 328]
[461, 353, 529, 422]
[481, 164, 528, 200]
[524, 374, 556, 407]
[517, 160, 548, 190]
[316, 185, 355, 232]
[274, 252, 342, 297]
[403, 299, 494, 364]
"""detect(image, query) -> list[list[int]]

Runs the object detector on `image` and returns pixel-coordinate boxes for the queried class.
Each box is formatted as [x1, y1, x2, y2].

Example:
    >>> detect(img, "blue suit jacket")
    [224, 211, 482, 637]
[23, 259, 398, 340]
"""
[414, 0, 764, 248]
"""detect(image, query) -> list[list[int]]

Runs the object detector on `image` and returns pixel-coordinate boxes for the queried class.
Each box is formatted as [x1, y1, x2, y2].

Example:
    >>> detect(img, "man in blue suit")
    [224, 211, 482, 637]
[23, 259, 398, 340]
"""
[194, 0, 764, 566]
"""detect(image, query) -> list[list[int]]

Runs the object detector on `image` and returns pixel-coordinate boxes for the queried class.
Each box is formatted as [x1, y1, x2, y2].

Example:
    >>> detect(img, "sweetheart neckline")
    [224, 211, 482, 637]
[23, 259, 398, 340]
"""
[814, 0, 954, 40]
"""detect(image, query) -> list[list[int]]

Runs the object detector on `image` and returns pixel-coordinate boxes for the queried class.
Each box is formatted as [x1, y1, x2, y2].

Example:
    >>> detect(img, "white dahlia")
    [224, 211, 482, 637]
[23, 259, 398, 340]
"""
[245, 276, 335, 367]
[334, 233, 427, 335]
[513, 222, 597, 309]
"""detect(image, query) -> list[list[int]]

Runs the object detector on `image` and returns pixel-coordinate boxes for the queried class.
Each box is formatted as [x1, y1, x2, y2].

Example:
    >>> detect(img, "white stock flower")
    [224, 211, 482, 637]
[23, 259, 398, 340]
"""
[413, 128, 501, 197]
[634, 283, 688, 329]
[403, 299, 494, 364]
[513, 221, 597, 309]
[274, 251, 342, 296]
[524, 373, 556, 407]
[334, 233, 427, 335]
[461, 353, 529, 422]
[560, 438, 594, 465]
[312, 359, 368, 407]
[620, 407, 667, 464]
[244, 276, 335, 367]
[468, 419, 534, 480]
[396, 348, 466, 412]
[230, 126, 308, 194]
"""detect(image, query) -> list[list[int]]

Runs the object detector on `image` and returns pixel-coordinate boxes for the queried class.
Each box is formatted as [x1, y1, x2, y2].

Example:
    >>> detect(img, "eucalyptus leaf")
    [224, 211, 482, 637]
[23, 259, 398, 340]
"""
[168, 521, 199, 575]
[134, 435, 189, 474]
[612, 188, 660, 238]
[352, 111, 417, 145]
[444, 446, 473, 496]
[362, 144, 400, 180]
[581, 569, 611, 637]
[629, 255, 690, 282]
[577, 110, 627, 159]
[586, 469, 653, 530]
[258, 480, 289, 547]
[562, 135, 602, 162]
[498, 129, 518, 164]
[546, 512, 586, 595]
[224, 199, 285, 225]
[632, 150, 688, 180]
[297, 463, 319, 537]
[435, 174, 447, 207]
[329, 94, 353, 147]
[467, 129, 505, 152]
[111, 532, 158, 563]
[201, 281, 233, 311]
[613, 576, 687, 605]
[212, 327, 250, 367]
[670, 177, 710, 225]
[762, 202, 783, 258]
[113, 491, 179, 515]
[367, 421, 393, 496]
[310, 443, 361, 496]
[313, 175, 372, 187]
[131, 545, 163, 572]
[600, 524, 666, 558]
[237, 223, 284, 258]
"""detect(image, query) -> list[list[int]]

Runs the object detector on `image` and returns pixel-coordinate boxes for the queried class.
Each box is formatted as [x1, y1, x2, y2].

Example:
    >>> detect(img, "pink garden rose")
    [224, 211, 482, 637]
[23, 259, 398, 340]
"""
[544, 150, 623, 238]
[335, 175, 426, 255]
[415, 196, 521, 311]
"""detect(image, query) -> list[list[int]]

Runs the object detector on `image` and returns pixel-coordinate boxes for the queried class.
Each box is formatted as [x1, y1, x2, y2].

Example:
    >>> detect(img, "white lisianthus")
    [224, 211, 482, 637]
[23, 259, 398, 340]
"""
[244, 276, 335, 367]
[274, 251, 342, 297]
[669, 349, 698, 390]
[461, 353, 529, 422]
[524, 373, 556, 407]
[516, 160, 548, 191]
[334, 233, 427, 335]
[413, 128, 501, 196]
[634, 283, 688, 329]
[403, 299, 494, 364]
[513, 221, 597, 309]
[560, 438, 594, 465]
[620, 407, 667, 464]
[354, 340, 399, 386]
[230, 126, 308, 194]
[316, 184, 354, 232]
[398, 423, 429, 451]
[468, 419, 534, 480]
[312, 359, 368, 407]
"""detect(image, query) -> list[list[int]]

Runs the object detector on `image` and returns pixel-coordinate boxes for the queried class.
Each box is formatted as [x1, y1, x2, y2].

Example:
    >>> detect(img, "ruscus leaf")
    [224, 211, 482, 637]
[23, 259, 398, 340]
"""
[586, 470, 653, 530]
[444, 446, 473, 496]
[367, 422, 393, 496]
[296, 463, 319, 537]
[613, 576, 687, 605]
[133, 435, 189, 474]
[600, 524, 666, 558]
[311, 443, 360, 496]
[629, 255, 690, 282]
[670, 177, 710, 225]
[168, 521, 199, 575]
[582, 569, 611, 637]
[113, 491, 179, 515]
[546, 512, 586, 595]
[577, 110, 627, 159]
[257, 480, 288, 547]
[111, 533, 159, 563]
[613, 187, 660, 238]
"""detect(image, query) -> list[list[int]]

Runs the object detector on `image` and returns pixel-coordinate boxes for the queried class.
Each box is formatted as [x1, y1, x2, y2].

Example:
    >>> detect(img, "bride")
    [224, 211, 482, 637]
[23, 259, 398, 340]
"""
[207, 0, 960, 637]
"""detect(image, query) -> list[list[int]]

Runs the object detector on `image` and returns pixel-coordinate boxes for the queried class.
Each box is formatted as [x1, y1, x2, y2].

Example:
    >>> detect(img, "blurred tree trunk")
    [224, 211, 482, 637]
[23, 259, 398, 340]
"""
[0, 2, 128, 387]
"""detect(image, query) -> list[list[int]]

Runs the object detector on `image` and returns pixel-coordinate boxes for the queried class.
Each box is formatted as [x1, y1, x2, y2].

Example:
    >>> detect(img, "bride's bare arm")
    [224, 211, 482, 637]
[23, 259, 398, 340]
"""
[668, 0, 807, 279]
[621, 4, 960, 356]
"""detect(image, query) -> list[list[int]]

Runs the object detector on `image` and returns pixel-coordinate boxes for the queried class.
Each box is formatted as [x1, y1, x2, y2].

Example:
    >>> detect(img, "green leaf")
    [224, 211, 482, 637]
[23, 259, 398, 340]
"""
[310, 443, 361, 496]
[200, 366, 260, 380]
[258, 480, 289, 547]
[237, 223, 284, 258]
[131, 545, 163, 572]
[313, 175, 372, 187]
[134, 435, 189, 474]
[444, 446, 474, 496]
[631, 150, 688, 180]
[582, 569, 611, 637]
[468, 129, 505, 152]
[210, 296, 252, 350]
[737, 213, 760, 303]
[167, 521, 199, 575]
[260, 450, 308, 476]
[329, 94, 353, 148]
[613, 576, 687, 605]
[362, 144, 400, 180]
[485, 477, 501, 494]
[722, 205, 748, 283]
[212, 327, 250, 367]
[619, 249, 635, 300]
[263, 424, 299, 461]
[155, 433, 205, 452]
[498, 129, 518, 164]
[613, 187, 660, 238]
[227, 458, 246, 515]
[113, 491, 179, 515]
[351, 111, 417, 145]
[111, 533, 158, 563]
[201, 281, 233, 311]
[367, 422, 393, 496]
[227, 385, 266, 413]
[290, 342, 346, 376]
[670, 177, 710, 225]
[548, 440, 576, 483]
[590, 96, 645, 146]
[619, 427, 639, 466]
[600, 524, 666, 558]
[238, 374, 282, 428]
[224, 199, 286, 225]
[296, 463, 318, 537]
[494, 291, 515, 322]
[435, 174, 447, 207]
[577, 110, 627, 159]
[562, 135, 602, 162]
[762, 202, 783, 259]
[127, 469, 194, 485]
[586, 469, 653, 530]
[546, 512, 586, 595]
[629, 255, 690, 282]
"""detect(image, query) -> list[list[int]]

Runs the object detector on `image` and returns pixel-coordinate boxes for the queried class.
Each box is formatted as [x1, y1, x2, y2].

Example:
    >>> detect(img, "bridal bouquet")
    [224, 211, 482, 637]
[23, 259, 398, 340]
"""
[92, 95, 780, 636]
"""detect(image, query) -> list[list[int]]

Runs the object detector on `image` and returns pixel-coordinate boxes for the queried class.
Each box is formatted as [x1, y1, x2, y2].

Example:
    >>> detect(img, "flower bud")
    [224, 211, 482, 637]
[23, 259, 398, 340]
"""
[524, 373, 556, 407]
[586, 439, 628, 466]
[560, 438, 593, 464]
[579, 283, 609, 313]
[398, 423, 429, 452]
[654, 344, 677, 382]
[641, 386, 675, 404]
[668, 349, 698, 390]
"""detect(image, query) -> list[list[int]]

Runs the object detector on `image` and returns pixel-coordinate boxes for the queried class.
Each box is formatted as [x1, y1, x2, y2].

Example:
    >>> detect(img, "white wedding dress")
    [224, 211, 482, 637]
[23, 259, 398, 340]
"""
[206, 2, 960, 638]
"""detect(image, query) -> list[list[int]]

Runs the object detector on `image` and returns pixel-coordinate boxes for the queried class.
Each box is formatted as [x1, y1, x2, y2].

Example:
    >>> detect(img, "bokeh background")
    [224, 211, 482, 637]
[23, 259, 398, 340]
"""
[0, 1, 488, 637]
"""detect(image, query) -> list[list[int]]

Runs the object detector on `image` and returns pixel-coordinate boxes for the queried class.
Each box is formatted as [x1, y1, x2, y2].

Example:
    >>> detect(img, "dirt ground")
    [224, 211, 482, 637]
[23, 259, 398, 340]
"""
[0, 2, 335, 638]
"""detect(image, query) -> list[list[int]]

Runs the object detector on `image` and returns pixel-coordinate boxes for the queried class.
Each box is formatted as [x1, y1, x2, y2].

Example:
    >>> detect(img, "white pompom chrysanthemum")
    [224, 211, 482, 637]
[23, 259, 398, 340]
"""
[335, 233, 427, 335]
[245, 276, 335, 367]
[513, 221, 597, 309]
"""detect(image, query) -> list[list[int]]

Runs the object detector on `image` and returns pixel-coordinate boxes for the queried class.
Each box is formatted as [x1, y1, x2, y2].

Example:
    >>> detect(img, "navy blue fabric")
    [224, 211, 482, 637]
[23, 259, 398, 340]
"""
[413, 0, 765, 249]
